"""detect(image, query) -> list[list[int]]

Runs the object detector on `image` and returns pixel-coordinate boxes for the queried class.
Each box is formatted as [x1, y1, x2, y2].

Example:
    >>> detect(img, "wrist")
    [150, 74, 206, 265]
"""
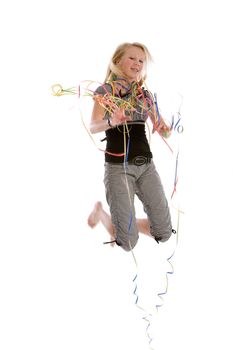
[107, 118, 113, 128]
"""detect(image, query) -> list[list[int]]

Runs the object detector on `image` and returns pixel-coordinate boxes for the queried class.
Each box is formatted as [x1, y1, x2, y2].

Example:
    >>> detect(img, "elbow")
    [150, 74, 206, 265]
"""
[89, 123, 98, 134]
[89, 125, 94, 134]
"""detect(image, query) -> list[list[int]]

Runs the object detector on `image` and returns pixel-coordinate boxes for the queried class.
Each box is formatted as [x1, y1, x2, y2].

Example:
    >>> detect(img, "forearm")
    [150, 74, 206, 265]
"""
[90, 102, 130, 134]
[156, 117, 172, 138]
[150, 111, 172, 138]
[89, 118, 111, 134]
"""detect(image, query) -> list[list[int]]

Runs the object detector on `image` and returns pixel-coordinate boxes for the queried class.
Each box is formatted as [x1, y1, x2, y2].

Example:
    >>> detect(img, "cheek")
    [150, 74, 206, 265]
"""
[117, 61, 124, 72]
[119, 58, 129, 70]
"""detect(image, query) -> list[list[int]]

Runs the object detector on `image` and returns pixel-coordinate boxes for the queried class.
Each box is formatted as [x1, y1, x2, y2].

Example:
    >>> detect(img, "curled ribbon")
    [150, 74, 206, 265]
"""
[51, 83, 78, 96]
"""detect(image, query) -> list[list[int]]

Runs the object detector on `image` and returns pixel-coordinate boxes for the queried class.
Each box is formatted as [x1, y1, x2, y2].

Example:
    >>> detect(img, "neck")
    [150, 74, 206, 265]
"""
[111, 78, 141, 99]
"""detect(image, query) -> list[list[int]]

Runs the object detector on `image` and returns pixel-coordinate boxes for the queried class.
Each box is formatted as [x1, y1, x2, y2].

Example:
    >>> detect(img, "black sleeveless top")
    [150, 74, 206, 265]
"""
[94, 78, 154, 163]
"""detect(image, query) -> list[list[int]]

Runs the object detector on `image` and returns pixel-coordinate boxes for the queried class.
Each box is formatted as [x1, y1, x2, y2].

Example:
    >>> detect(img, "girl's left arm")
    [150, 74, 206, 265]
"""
[148, 104, 172, 138]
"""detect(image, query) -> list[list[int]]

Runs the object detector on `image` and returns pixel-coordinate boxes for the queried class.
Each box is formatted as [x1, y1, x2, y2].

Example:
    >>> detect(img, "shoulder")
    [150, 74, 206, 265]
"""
[141, 87, 153, 99]
[141, 87, 154, 106]
[94, 83, 113, 96]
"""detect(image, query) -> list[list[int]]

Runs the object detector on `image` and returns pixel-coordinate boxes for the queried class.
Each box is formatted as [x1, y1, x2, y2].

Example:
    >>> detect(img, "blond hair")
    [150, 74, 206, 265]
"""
[104, 42, 153, 85]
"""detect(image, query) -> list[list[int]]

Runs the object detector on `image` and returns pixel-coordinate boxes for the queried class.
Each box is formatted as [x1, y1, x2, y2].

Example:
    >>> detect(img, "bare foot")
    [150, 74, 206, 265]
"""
[87, 201, 103, 228]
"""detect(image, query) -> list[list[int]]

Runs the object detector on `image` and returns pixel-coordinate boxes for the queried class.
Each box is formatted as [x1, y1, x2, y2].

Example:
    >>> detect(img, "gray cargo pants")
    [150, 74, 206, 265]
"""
[104, 161, 172, 251]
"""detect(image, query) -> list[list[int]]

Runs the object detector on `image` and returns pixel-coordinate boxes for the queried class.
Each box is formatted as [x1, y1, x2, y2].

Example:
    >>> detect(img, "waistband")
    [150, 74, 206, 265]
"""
[106, 156, 152, 166]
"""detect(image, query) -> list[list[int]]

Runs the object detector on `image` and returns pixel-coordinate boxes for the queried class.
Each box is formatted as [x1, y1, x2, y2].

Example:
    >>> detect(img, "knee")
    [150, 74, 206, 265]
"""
[152, 228, 176, 243]
[115, 234, 139, 252]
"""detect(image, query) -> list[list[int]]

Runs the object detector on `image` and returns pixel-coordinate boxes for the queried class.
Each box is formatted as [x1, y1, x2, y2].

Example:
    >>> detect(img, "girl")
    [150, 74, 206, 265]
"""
[87, 42, 174, 251]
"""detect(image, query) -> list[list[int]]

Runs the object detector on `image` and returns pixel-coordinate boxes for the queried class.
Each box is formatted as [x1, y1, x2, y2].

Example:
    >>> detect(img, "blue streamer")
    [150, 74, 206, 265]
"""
[156, 249, 176, 311]
[142, 314, 154, 346]
[132, 274, 155, 349]
[174, 150, 179, 189]
[125, 135, 130, 162]
[153, 93, 161, 125]
[133, 274, 139, 305]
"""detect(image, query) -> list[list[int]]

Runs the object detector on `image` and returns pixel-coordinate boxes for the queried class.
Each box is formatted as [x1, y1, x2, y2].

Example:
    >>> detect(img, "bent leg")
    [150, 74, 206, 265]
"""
[136, 218, 151, 236]
[88, 201, 116, 241]
[104, 163, 139, 251]
[136, 162, 173, 242]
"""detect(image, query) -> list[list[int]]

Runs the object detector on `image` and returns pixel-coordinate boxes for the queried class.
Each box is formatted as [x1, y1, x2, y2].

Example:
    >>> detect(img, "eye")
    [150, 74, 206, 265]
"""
[129, 56, 144, 64]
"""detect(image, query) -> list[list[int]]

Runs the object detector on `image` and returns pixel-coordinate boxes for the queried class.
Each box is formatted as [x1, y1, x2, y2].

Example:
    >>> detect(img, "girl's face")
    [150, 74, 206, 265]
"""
[117, 46, 146, 83]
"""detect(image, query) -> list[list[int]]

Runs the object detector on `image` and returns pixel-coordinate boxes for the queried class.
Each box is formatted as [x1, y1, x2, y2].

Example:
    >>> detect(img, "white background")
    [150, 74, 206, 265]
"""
[0, 0, 233, 349]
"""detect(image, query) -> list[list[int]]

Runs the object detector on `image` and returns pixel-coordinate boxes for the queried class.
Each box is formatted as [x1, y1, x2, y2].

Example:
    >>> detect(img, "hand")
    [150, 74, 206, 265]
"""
[152, 121, 172, 138]
[160, 125, 172, 138]
[110, 106, 132, 127]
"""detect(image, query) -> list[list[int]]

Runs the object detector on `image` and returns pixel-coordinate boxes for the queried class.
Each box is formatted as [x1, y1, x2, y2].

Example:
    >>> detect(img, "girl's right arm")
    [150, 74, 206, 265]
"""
[89, 101, 111, 134]
[89, 101, 131, 134]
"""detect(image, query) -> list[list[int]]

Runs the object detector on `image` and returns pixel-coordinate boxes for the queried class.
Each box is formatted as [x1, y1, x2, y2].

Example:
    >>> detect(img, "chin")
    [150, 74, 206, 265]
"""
[128, 75, 138, 82]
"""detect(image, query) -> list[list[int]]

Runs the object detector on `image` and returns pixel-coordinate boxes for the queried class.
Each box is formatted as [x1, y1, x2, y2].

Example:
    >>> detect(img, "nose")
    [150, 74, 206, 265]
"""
[133, 61, 140, 68]
[136, 58, 143, 67]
